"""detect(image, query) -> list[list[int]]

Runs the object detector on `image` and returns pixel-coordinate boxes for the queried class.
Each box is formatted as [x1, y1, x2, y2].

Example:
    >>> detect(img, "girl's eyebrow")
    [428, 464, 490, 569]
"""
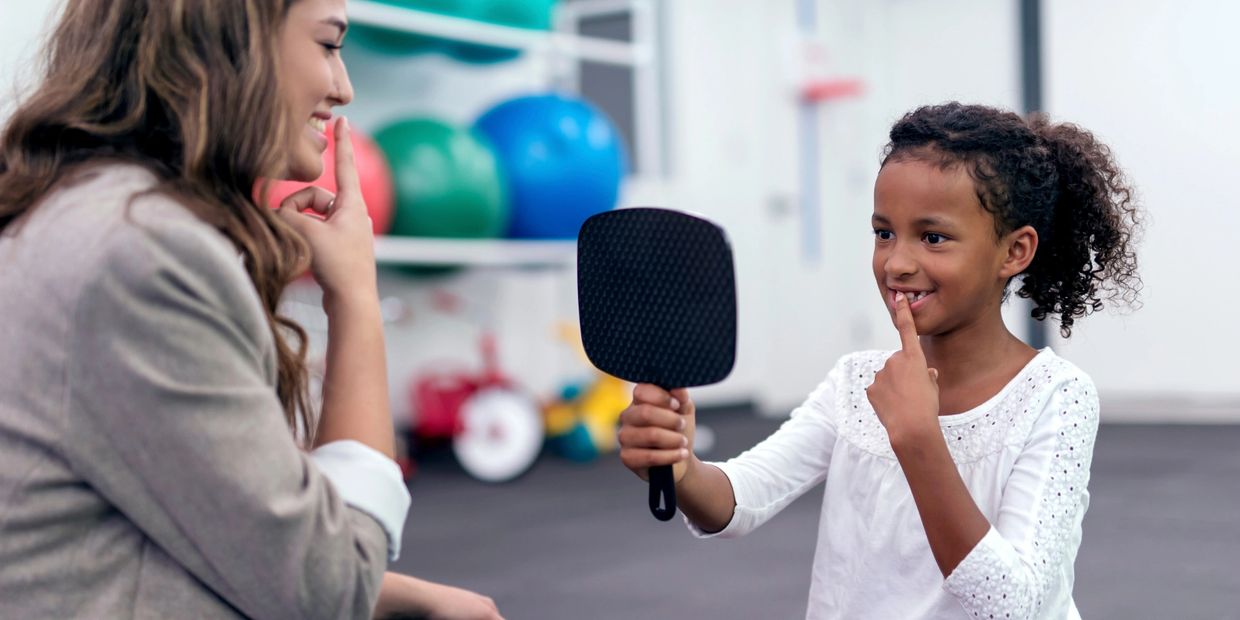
[870, 214, 955, 228]
[914, 216, 954, 228]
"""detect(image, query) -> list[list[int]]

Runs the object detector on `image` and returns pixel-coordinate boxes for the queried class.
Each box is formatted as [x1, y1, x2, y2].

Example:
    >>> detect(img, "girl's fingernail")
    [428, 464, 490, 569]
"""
[670, 398, 681, 411]
[681, 436, 688, 447]
[678, 418, 686, 430]
[679, 449, 689, 459]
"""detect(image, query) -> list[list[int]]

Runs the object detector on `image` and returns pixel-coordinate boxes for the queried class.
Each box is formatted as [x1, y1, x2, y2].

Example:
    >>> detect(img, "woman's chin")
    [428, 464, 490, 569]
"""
[283, 159, 323, 183]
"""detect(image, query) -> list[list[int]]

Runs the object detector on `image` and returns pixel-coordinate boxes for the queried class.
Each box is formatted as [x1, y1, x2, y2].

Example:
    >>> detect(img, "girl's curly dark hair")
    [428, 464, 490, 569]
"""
[881, 102, 1142, 337]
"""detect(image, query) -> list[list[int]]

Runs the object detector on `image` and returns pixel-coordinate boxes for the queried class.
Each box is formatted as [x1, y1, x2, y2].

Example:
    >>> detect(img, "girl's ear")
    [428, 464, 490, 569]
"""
[999, 225, 1038, 278]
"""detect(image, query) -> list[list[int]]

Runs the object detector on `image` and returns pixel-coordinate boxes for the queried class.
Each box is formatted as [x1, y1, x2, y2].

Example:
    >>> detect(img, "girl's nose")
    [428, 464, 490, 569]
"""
[884, 245, 918, 278]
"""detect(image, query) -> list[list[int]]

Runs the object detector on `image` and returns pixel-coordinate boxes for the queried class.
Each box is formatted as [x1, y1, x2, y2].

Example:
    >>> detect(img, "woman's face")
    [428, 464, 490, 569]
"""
[278, 0, 354, 182]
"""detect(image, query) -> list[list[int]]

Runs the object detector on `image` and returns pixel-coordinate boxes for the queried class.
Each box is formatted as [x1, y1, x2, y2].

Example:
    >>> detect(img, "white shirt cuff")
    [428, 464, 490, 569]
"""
[684, 461, 746, 539]
[311, 440, 411, 561]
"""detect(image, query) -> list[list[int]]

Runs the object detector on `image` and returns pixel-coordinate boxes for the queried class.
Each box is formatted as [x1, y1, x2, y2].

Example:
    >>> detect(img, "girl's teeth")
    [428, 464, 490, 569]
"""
[309, 118, 326, 132]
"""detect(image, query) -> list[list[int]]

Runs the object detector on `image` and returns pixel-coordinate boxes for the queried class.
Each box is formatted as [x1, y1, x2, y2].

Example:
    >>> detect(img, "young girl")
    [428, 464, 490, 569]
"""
[618, 102, 1140, 619]
[0, 1, 499, 618]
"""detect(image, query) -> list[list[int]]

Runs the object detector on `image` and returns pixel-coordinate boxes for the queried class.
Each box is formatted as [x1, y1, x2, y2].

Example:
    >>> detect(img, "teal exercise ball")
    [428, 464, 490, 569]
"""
[350, 0, 482, 56]
[446, 0, 559, 64]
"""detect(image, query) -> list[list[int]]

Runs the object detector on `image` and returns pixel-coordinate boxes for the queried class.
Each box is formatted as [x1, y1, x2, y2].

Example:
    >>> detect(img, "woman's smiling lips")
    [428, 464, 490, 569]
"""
[306, 112, 331, 150]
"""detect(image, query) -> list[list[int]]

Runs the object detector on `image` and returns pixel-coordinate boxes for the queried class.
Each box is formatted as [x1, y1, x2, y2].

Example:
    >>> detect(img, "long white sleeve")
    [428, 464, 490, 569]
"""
[688, 361, 842, 539]
[942, 376, 1100, 619]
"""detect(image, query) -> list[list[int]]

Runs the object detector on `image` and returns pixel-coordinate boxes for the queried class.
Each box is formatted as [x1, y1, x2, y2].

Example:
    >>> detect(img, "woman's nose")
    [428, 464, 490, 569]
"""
[330, 65, 354, 106]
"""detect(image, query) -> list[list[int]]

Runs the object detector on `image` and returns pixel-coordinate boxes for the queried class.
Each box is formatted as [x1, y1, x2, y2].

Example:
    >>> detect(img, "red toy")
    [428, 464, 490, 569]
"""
[409, 332, 543, 483]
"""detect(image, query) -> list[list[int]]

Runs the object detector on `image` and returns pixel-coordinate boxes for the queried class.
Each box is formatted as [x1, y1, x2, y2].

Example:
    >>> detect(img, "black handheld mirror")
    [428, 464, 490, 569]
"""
[576, 208, 737, 521]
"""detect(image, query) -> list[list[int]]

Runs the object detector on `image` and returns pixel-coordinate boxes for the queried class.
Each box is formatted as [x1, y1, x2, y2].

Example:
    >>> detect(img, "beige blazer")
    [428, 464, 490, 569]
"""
[0, 164, 388, 619]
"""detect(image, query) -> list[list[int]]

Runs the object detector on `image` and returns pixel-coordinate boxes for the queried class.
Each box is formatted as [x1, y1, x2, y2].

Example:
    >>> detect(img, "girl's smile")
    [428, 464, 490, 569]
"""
[888, 288, 936, 313]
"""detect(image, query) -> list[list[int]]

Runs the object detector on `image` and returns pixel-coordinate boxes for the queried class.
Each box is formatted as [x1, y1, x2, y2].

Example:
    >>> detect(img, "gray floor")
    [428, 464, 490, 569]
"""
[392, 409, 1240, 619]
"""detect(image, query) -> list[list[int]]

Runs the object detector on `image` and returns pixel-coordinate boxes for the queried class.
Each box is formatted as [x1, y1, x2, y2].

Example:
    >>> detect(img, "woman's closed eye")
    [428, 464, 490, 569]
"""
[321, 42, 343, 54]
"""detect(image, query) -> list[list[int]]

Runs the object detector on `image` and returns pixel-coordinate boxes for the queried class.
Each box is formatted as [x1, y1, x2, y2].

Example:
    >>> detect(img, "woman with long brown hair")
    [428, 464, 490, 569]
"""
[0, 0, 500, 617]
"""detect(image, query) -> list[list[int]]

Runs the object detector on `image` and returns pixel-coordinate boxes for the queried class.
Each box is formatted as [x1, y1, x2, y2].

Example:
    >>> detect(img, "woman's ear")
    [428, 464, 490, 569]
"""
[999, 225, 1038, 278]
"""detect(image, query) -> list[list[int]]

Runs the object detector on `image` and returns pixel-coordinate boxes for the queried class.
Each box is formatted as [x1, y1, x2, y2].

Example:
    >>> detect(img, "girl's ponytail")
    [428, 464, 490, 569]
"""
[1020, 117, 1142, 337]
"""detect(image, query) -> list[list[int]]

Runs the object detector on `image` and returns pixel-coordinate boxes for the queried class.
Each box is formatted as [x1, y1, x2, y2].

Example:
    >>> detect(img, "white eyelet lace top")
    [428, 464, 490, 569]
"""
[689, 348, 1098, 620]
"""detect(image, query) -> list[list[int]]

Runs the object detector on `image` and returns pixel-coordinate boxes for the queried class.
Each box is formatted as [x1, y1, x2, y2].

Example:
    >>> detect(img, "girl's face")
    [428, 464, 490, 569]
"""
[278, 0, 353, 182]
[871, 158, 1032, 337]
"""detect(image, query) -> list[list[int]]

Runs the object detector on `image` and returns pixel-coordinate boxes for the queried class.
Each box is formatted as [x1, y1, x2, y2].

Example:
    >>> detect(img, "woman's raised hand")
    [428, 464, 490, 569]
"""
[276, 117, 377, 305]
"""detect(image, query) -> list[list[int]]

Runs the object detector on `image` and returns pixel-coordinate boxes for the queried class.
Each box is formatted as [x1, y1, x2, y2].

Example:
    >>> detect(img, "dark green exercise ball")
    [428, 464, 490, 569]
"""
[374, 118, 510, 239]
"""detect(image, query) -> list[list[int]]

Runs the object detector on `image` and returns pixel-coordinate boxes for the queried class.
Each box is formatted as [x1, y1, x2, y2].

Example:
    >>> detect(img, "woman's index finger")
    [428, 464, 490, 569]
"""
[333, 117, 361, 199]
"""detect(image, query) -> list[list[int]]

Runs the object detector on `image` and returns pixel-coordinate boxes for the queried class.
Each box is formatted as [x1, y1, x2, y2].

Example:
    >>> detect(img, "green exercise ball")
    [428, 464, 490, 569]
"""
[374, 118, 509, 239]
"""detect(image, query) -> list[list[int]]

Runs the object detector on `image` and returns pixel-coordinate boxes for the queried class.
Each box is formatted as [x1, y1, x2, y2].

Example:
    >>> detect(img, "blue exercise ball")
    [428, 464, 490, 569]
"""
[473, 94, 627, 239]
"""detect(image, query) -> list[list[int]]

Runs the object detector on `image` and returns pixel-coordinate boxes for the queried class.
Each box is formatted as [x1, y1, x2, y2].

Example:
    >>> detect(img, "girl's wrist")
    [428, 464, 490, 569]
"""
[888, 421, 943, 455]
[679, 453, 703, 487]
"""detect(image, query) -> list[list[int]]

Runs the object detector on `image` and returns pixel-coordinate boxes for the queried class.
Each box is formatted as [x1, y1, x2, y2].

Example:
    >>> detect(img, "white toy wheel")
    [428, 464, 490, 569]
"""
[453, 388, 544, 483]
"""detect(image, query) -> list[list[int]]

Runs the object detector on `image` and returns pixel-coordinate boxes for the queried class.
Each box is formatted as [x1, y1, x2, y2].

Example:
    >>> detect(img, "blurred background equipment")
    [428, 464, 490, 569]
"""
[475, 93, 627, 239]
[375, 117, 510, 239]
[447, 0, 560, 63]
[410, 330, 544, 483]
[543, 323, 631, 462]
[349, 0, 559, 63]
[401, 288, 545, 483]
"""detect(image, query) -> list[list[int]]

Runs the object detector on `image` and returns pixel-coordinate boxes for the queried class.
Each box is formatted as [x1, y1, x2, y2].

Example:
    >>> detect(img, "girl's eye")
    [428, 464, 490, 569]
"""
[873, 229, 894, 241]
[322, 42, 343, 54]
[924, 232, 946, 245]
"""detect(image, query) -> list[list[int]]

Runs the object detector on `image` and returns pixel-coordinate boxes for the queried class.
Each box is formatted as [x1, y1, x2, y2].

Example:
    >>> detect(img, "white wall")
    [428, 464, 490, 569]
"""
[0, 1, 61, 122]
[1046, 0, 1240, 420]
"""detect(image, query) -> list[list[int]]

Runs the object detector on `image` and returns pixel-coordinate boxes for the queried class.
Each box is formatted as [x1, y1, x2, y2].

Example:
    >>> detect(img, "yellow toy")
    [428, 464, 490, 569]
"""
[545, 323, 631, 461]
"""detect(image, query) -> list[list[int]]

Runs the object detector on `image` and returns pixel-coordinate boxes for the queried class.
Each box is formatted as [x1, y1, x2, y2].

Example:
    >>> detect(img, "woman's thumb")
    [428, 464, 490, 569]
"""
[928, 368, 940, 384]
[275, 202, 316, 238]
